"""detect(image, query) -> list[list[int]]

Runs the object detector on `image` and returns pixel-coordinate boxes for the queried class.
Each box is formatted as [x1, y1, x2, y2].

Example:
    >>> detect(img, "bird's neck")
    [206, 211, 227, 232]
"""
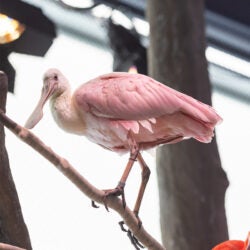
[50, 90, 86, 134]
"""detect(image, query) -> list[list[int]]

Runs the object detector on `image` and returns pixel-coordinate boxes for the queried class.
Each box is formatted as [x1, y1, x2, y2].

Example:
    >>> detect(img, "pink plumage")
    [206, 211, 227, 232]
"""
[25, 68, 222, 222]
[72, 72, 221, 152]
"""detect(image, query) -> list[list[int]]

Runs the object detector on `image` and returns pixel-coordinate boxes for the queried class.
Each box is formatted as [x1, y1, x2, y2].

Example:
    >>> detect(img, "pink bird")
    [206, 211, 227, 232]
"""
[25, 68, 222, 224]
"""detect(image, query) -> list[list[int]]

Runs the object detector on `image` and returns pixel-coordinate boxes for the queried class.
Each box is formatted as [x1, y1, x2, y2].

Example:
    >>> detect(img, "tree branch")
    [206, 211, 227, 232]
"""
[0, 242, 26, 250]
[0, 110, 165, 250]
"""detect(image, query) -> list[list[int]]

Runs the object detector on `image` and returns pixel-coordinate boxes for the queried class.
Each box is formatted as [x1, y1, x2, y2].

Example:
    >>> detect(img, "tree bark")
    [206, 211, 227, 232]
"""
[0, 72, 32, 249]
[147, 1, 229, 249]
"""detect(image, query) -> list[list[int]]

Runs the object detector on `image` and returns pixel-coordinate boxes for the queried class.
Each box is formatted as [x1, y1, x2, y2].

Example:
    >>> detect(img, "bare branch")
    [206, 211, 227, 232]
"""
[0, 110, 165, 250]
[0, 242, 26, 250]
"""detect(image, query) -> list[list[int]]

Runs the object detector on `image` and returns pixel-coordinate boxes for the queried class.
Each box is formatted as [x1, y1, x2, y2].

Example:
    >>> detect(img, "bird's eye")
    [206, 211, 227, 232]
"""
[54, 75, 58, 80]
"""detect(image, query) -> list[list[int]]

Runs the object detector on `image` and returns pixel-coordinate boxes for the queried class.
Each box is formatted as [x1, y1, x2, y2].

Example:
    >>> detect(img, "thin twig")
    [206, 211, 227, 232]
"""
[0, 110, 165, 250]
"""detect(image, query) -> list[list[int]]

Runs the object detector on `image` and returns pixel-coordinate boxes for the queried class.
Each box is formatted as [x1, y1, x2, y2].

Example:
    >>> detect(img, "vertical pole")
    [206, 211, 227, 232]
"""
[0, 72, 32, 249]
[147, 1, 229, 249]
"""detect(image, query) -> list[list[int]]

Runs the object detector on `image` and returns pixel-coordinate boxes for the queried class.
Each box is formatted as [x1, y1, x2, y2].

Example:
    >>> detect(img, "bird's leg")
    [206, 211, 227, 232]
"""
[133, 152, 151, 228]
[103, 132, 139, 210]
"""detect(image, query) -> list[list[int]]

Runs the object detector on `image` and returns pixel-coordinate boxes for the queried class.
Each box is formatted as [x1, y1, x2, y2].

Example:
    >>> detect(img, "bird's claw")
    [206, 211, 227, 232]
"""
[119, 220, 128, 232]
[103, 183, 126, 211]
[91, 200, 99, 208]
[118, 221, 144, 250]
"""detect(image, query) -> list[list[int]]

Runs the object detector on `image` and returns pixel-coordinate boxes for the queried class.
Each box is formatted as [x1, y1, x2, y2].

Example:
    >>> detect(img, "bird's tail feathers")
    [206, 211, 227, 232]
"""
[177, 92, 222, 126]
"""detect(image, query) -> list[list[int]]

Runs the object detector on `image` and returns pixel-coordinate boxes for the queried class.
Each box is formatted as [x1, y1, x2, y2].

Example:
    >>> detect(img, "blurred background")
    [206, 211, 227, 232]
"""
[1, 0, 249, 249]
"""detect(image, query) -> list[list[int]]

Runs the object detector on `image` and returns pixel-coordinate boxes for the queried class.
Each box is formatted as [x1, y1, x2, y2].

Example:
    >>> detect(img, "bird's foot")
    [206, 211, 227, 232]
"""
[91, 200, 99, 208]
[134, 211, 142, 229]
[103, 182, 126, 211]
[118, 221, 144, 250]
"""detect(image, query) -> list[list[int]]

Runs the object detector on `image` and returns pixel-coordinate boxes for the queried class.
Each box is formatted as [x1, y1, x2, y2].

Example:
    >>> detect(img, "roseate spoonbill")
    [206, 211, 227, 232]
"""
[212, 232, 250, 250]
[25, 68, 222, 222]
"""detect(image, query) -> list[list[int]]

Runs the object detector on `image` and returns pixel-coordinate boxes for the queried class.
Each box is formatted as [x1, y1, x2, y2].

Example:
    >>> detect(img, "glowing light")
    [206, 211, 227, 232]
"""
[60, 0, 94, 8]
[0, 14, 25, 44]
[133, 17, 149, 37]
[92, 5, 133, 30]
[91, 4, 112, 19]
[128, 66, 138, 74]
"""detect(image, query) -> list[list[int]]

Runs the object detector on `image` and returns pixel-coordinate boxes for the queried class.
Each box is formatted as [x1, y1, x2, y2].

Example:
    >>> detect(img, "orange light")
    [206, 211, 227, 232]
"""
[0, 14, 25, 44]
[128, 66, 138, 74]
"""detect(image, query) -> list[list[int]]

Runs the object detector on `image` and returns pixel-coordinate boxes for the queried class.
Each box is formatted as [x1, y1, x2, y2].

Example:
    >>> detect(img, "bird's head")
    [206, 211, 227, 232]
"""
[25, 68, 69, 129]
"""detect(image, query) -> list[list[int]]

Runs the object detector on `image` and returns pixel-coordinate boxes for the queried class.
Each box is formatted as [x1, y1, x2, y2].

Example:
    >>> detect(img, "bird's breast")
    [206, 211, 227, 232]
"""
[50, 94, 87, 135]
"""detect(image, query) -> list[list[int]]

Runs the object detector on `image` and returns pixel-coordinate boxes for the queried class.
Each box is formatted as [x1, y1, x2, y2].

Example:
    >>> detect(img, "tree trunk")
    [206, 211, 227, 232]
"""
[0, 72, 32, 249]
[147, 1, 229, 249]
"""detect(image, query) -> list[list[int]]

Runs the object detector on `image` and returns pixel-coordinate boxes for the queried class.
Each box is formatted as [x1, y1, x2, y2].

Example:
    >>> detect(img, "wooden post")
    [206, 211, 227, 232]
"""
[0, 72, 32, 249]
[147, 1, 229, 249]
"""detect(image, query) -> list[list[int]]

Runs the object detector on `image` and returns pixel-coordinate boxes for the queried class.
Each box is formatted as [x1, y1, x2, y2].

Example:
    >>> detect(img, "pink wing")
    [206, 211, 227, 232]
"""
[73, 72, 222, 126]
